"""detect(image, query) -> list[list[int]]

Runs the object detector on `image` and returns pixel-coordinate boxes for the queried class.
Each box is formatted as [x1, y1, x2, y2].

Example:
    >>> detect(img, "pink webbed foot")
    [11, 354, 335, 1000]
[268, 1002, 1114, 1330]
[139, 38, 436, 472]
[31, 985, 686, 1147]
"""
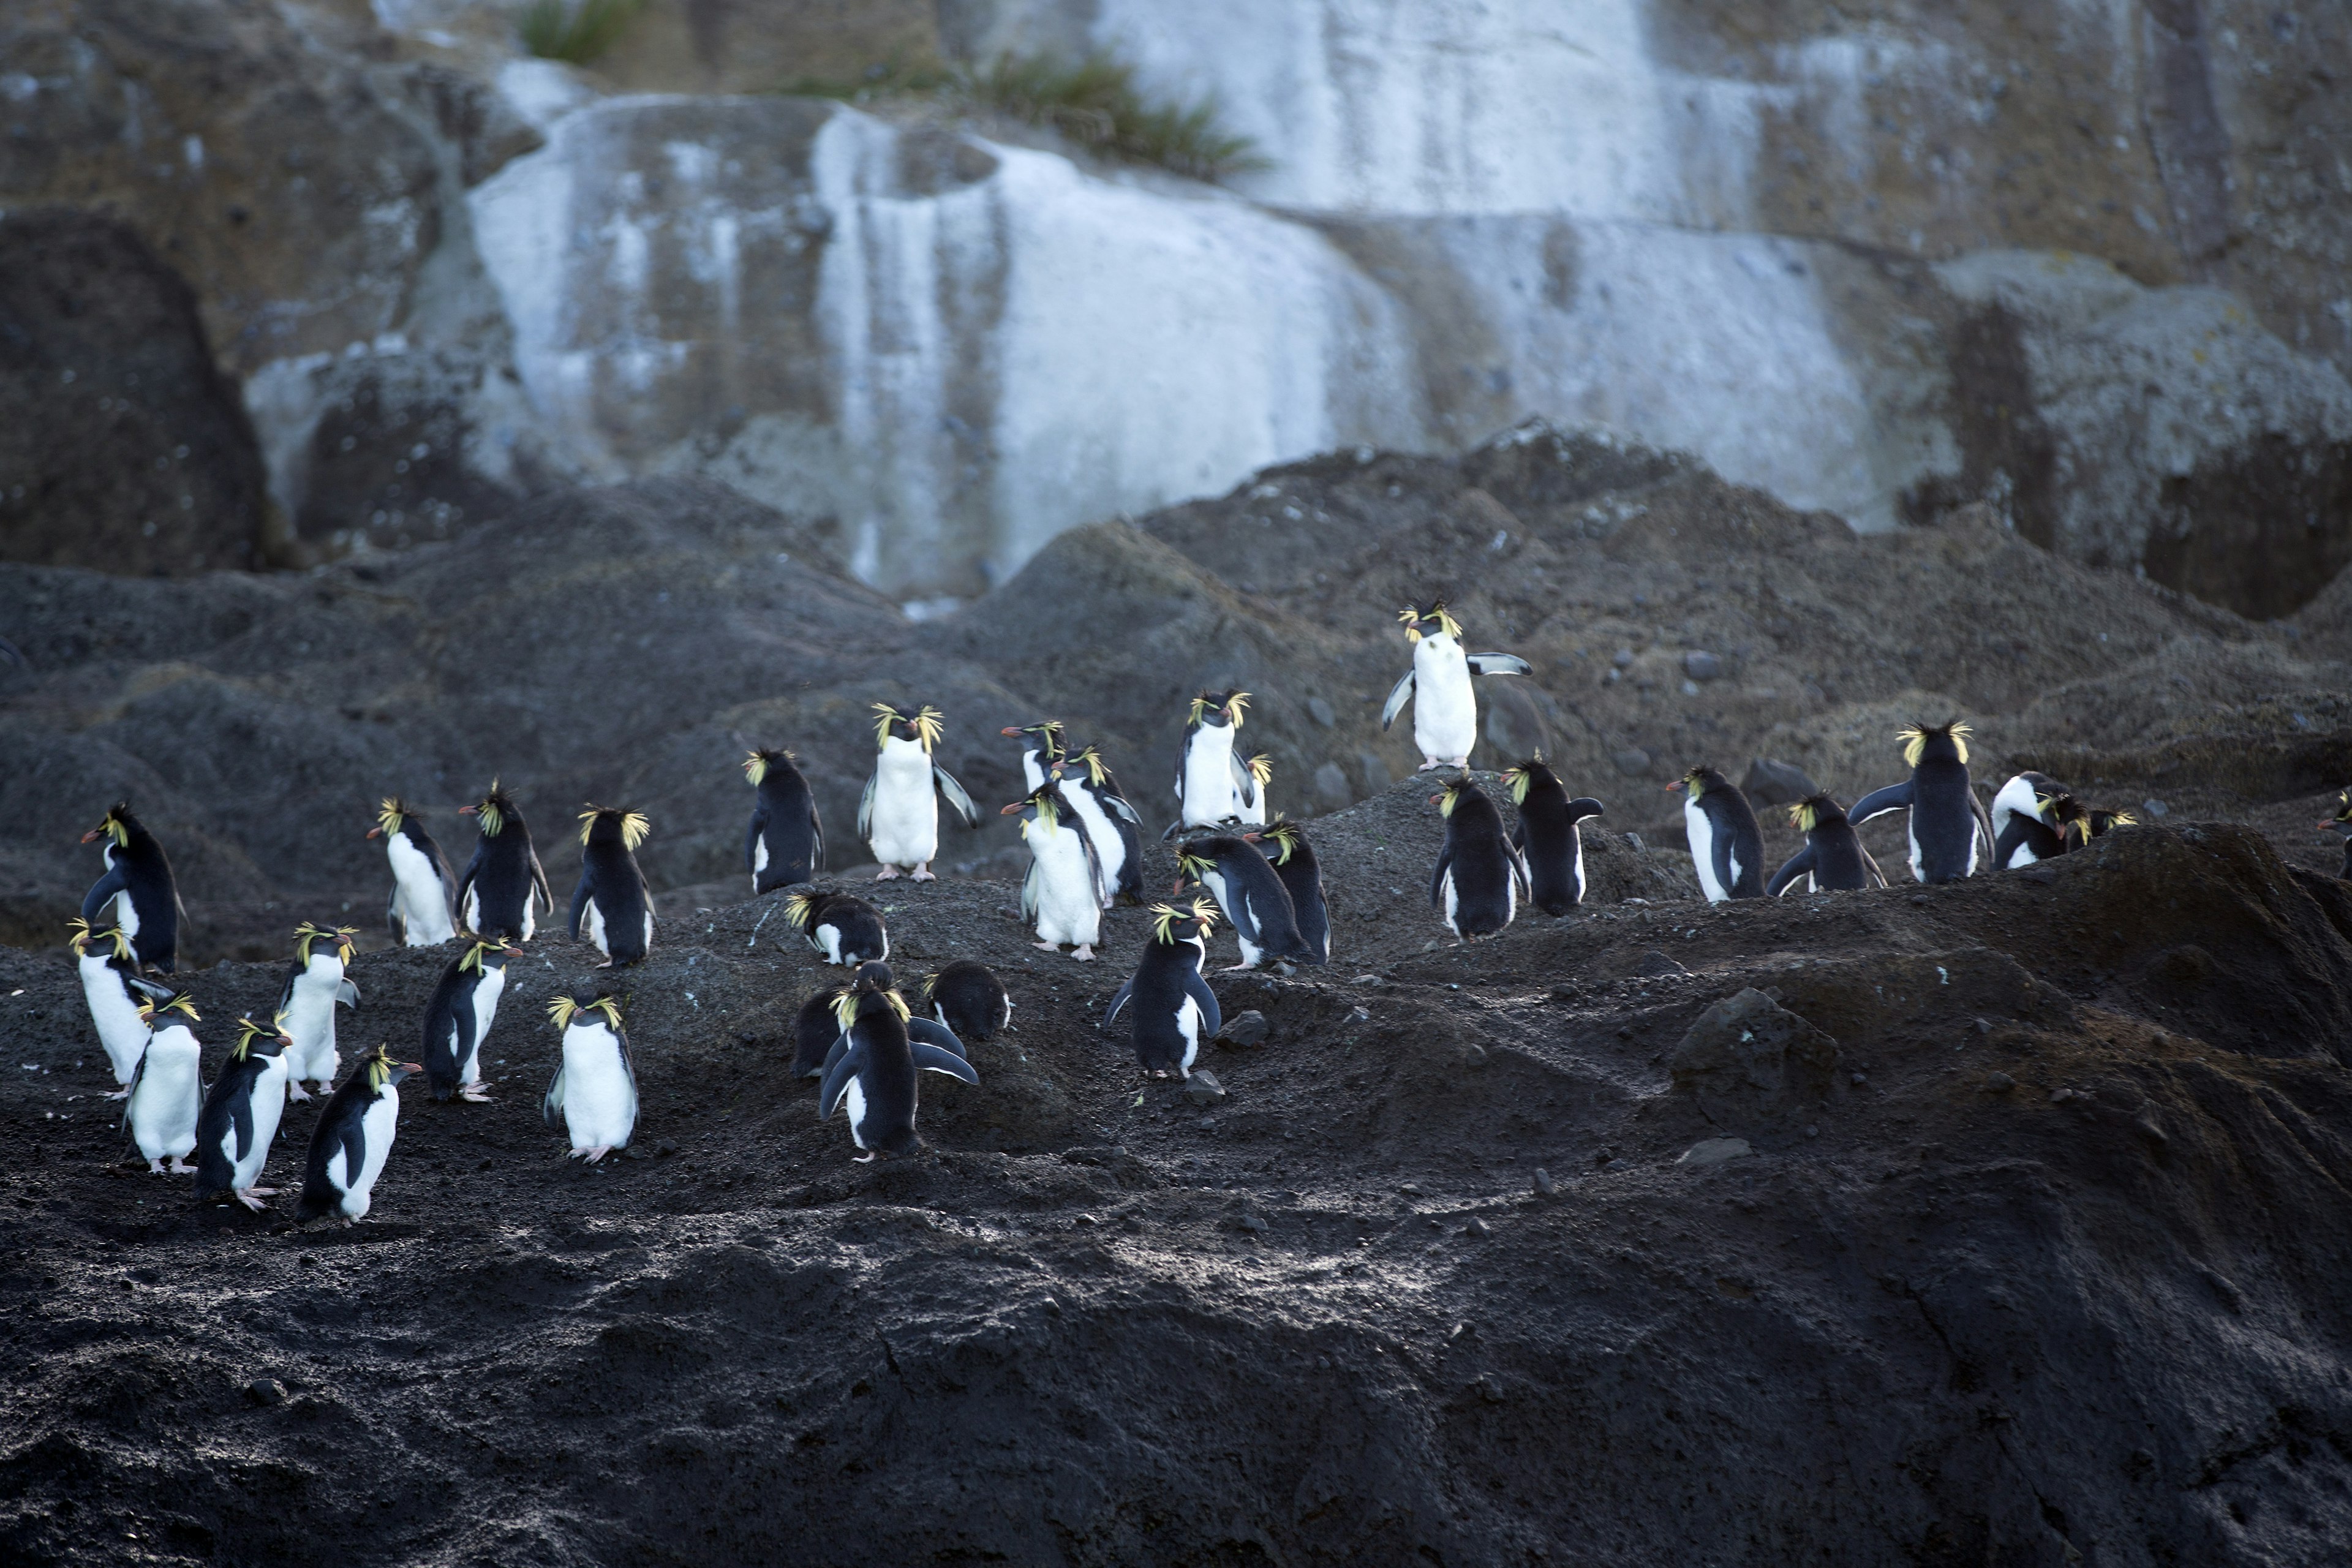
[874, 867, 902, 881]
[458, 1084, 494, 1102]
[910, 863, 937, 883]
[285, 1082, 314, 1103]
[234, 1188, 272, 1212]
[1070, 945, 1096, 962]
[584, 1146, 612, 1164]
[146, 1159, 168, 1174]
[167, 1156, 197, 1175]
[1033, 940, 1060, 951]
[1417, 758, 1443, 771]
[105, 1085, 132, 1102]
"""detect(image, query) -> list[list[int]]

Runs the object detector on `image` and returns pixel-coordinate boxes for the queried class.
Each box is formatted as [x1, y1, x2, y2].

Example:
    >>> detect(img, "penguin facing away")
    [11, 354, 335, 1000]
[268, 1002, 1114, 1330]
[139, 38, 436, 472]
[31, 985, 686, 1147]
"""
[794, 983, 850, 1079]
[195, 1015, 294, 1210]
[79, 801, 182, 973]
[276, 922, 361, 1101]
[1175, 832, 1314, 970]
[1246, 818, 1329, 964]
[1005, 785, 1106, 960]
[421, 935, 522, 1102]
[2318, 789, 2352, 880]
[1381, 601, 1531, 771]
[296, 1044, 421, 1224]
[924, 959, 1012, 1044]
[817, 979, 979, 1162]
[570, 805, 655, 967]
[1847, 723, 1992, 884]
[543, 992, 637, 1163]
[1989, 771, 2068, 870]
[456, 780, 554, 941]
[1502, 757, 1604, 916]
[859, 703, 981, 880]
[2049, 794, 2136, 852]
[70, 918, 173, 1097]
[121, 993, 204, 1175]
[1054, 744, 1145, 907]
[744, 748, 824, 894]
[1104, 900, 1223, 1079]
[1170, 690, 1254, 836]
[1000, 720, 1068, 793]
[1667, 766, 1765, 903]
[1766, 795, 1886, 895]
[783, 888, 889, 966]
[369, 797, 458, 947]
[1429, 774, 1530, 938]
[815, 962, 971, 1083]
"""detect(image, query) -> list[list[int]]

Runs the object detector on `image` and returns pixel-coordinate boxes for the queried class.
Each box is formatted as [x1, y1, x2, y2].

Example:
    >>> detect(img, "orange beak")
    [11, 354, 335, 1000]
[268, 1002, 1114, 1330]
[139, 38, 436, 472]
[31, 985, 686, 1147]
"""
[458, 804, 477, 816]
[2322, 820, 2339, 833]
[1000, 726, 1022, 737]
[1658, 780, 1686, 793]
[79, 828, 102, 843]
[366, 826, 383, 839]
[1241, 831, 1262, 843]
[999, 802, 1025, 816]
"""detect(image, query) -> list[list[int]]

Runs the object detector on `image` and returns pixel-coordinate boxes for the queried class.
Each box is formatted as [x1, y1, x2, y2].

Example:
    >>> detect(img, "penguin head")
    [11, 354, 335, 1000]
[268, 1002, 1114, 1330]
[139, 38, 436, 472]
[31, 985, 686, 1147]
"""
[742, 748, 797, 787]
[293, 922, 358, 968]
[80, 801, 135, 848]
[2086, 807, 2137, 839]
[1147, 899, 1218, 947]
[457, 933, 524, 973]
[137, 992, 199, 1029]
[1430, 772, 1486, 816]
[1665, 766, 1733, 802]
[1171, 842, 1220, 892]
[1501, 755, 1558, 805]
[2316, 789, 2352, 837]
[832, 980, 911, 1032]
[851, 959, 897, 994]
[781, 889, 827, 931]
[872, 703, 944, 752]
[361, 1043, 421, 1091]
[68, 916, 135, 963]
[1898, 721, 1972, 767]
[368, 797, 418, 842]
[998, 720, 1066, 761]
[1000, 785, 1064, 834]
[1398, 600, 1463, 644]
[1066, 744, 1114, 788]
[1186, 690, 1250, 731]
[459, 780, 519, 837]
[1246, 817, 1302, 865]
[578, 804, 652, 851]
[1245, 753, 1273, 788]
[547, 991, 623, 1035]
[230, 1014, 292, 1061]
[1788, 794, 1849, 832]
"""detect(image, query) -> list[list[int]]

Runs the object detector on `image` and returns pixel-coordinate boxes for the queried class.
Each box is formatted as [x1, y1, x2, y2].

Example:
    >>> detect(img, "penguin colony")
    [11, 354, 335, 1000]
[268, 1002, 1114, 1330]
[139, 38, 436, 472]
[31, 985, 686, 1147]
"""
[56, 601, 2321, 1215]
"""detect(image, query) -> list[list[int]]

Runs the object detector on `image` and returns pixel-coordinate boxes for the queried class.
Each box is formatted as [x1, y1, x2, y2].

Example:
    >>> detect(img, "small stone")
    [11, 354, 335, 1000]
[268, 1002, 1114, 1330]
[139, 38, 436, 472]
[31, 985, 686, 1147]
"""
[1972, 1017, 1992, 1035]
[1804, 1125, 1819, 1138]
[1911, 894, 1931, 905]
[1458, 1041, 1488, 1068]
[1072, 1213, 1097, 1226]
[1398, 1182, 1423, 1195]
[1612, 647, 1636, 669]
[244, 1378, 287, 1406]
[1237, 1213, 1268, 1235]
[1121, 1213, 1143, 1232]
[1532, 1168, 1558, 1198]
[2049, 1088, 2074, 1103]
[1215, 1010, 1269, 1049]
[2142, 797, 2168, 818]
[1679, 679, 1702, 696]
[1611, 747, 1653, 778]
[1850, 1072, 1868, 1086]
[1464, 1218, 1492, 1238]
[1307, 696, 1336, 728]
[1182, 1071, 1225, 1107]
[1346, 1005, 1371, 1023]
[1739, 758, 1820, 807]
[1683, 650, 1725, 682]
[1312, 761, 1351, 805]
[1985, 1072, 2016, 1093]
[1676, 1137, 1753, 1167]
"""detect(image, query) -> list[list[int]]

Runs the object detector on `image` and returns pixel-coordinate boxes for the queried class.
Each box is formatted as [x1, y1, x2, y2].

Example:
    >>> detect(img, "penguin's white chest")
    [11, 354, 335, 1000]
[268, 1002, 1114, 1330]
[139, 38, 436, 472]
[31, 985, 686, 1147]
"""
[461, 967, 506, 1080]
[1180, 726, 1239, 824]
[869, 739, 938, 865]
[283, 958, 345, 1082]
[1174, 995, 1204, 1075]
[79, 959, 149, 1085]
[386, 835, 454, 944]
[1439, 865, 1460, 935]
[559, 1023, 636, 1152]
[1028, 823, 1101, 946]
[1412, 635, 1477, 760]
[1686, 799, 1730, 903]
[128, 1033, 202, 1160]
[845, 1077, 870, 1148]
[334, 1090, 401, 1218]
[1058, 785, 1125, 905]
[221, 1057, 290, 1186]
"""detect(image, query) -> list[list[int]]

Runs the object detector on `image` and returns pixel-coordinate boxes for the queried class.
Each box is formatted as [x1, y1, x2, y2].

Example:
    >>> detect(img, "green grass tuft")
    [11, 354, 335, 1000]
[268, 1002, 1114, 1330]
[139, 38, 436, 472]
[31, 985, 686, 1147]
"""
[516, 0, 644, 65]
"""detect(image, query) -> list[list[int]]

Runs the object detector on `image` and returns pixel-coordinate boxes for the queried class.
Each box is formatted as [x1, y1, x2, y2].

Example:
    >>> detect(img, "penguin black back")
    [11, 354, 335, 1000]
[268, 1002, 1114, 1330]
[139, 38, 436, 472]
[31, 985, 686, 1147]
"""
[1429, 774, 1529, 937]
[744, 748, 823, 892]
[1668, 766, 1765, 902]
[456, 780, 553, 940]
[295, 1047, 418, 1223]
[793, 984, 848, 1078]
[570, 805, 654, 966]
[1504, 758, 1604, 916]
[1248, 818, 1329, 963]
[1175, 833, 1313, 968]
[1766, 794, 1880, 895]
[1849, 724, 1985, 884]
[420, 936, 519, 1102]
[783, 888, 889, 966]
[79, 801, 180, 972]
[1103, 900, 1222, 1077]
[924, 960, 1010, 1042]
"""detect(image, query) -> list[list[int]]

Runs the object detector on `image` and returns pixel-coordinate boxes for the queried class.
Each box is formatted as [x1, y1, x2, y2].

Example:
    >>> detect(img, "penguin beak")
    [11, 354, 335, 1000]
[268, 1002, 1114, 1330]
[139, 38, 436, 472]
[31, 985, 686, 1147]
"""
[501, 944, 524, 957]
[1427, 792, 1445, 805]
[998, 802, 1025, 816]
[458, 805, 477, 816]
[1240, 831, 1262, 843]
[1000, 726, 1022, 737]
[366, 826, 383, 839]
[2322, 821, 2339, 833]
[79, 827, 101, 843]
[1657, 780, 1686, 793]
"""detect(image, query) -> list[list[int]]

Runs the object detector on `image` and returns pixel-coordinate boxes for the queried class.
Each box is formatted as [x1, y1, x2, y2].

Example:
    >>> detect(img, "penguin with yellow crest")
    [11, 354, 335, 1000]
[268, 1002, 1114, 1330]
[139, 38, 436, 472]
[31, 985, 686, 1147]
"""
[543, 991, 637, 1163]
[195, 1014, 294, 1210]
[1429, 773, 1528, 938]
[570, 805, 654, 967]
[1381, 601, 1530, 771]
[1846, 723, 1995, 884]
[78, 801, 181, 973]
[296, 1044, 421, 1223]
[860, 703, 979, 881]
[743, 748, 823, 893]
[1172, 690, 1254, 835]
[70, 917, 173, 1098]
[1500, 757, 1604, 916]
[369, 797, 457, 946]
[818, 967, 978, 1161]
[122, 992, 204, 1175]
[275, 922, 360, 1101]
[1766, 795, 1885, 895]
[1104, 900, 1223, 1079]
[456, 780, 553, 940]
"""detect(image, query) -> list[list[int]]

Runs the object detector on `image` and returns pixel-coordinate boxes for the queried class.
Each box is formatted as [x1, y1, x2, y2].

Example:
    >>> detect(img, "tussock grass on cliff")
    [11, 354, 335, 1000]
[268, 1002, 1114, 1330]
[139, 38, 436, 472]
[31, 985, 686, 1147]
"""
[516, 0, 643, 65]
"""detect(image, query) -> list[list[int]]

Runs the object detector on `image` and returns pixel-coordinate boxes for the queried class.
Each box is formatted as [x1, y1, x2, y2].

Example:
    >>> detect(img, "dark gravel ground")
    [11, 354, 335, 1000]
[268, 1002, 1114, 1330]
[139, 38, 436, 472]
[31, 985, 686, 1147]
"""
[6, 774, 2352, 1566]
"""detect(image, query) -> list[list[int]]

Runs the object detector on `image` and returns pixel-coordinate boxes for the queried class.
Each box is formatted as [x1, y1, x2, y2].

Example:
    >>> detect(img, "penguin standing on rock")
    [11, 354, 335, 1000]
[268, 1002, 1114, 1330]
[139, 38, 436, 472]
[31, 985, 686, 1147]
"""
[818, 975, 979, 1162]
[1666, 767, 1765, 903]
[1104, 900, 1222, 1079]
[79, 802, 181, 973]
[2318, 790, 2352, 879]
[1054, 745, 1144, 907]
[1176, 833, 1314, 970]
[1381, 601, 1531, 771]
[369, 798, 457, 947]
[1005, 785, 1106, 960]
[744, 748, 823, 894]
[1237, 754, 1273, 827]
[1766, 795, 1885, 895]
[543, 992, 637, 1163]
[1847, 723, 1993, 884]
[121, 993, 203, 1175]
[1246, 818, 1329, 964]
[1502, 757, 1604, 916]
[70, 918, 172, 1098]
[570, 805, 654, 967]
[1429, 774, 1529, 939]
[420, 935, 522, 1102]
[194, 1015, 293, 1210]
[276, 922, 360, 1101]
[1989, 772, 2067, 870]
[456, 780, 552, 941]
[295, 1044, 420, 1224]
[924, 960, 1011, 1044]
[783, 888, 889, 966]
[1001, 721, 1068, 791]
[1170, 690, 1254, 835]
[859, 704, 980, 881]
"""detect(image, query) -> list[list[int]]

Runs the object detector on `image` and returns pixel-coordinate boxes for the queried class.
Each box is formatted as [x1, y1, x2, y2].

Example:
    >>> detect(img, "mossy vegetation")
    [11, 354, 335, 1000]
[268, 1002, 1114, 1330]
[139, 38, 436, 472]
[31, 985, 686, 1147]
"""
[515, 0, 644, 65]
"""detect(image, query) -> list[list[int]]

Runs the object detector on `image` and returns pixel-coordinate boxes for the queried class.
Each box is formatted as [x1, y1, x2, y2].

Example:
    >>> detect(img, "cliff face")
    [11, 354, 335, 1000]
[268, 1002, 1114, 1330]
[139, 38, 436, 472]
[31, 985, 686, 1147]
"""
[2, 0, 2347, 611]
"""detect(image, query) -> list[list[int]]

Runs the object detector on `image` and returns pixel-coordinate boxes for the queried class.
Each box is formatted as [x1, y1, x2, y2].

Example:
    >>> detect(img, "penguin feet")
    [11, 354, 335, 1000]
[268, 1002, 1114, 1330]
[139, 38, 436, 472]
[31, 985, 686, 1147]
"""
[1070, 944, 1096, 962]
[874, 867, 903, 881]
[234, 1188, 275, 1212]
[1033, 940, 1060, 951]
[910, 863, 937, 882]
[105, 1085, 133, 1101]
[286, 1082, 314, 1103]
[458, 1084, 494, 1102]
[1417, 758, 1444, 771]
[852, 1151, 880, 1163]
[146, 1158, 170, 1174]
[581, 1146, 613, 1164]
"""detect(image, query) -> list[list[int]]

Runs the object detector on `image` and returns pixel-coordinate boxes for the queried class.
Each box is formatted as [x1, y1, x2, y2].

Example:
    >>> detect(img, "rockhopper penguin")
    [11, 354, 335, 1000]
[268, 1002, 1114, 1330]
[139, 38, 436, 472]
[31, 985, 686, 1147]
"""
[295, 1044, 420, 1224]
[1847, 723, 1993, 884]
[1175, 832, 1314, 970]
[79, 801, 181, 973]
[744, 748, 824, 893]
[276, 922, 360, 1101]
[1000, 720, 1068, 792]
[420, 935, 522, 1103]
[543, 992, 637, 1163]
[1989, 772, 2067, 870]
[1170, 690, 1254, 835]
[1237, 754, 1273, 827]
[818, 973, 979, 1161]
[369, 797, 458, 947]
[783, 888, 889, 966]
[924, 959, 1011, 1043]
[1766, 794, 1885, 894]
[70, 918, 173, 1098]
[570, 805, 654, 967]
[1430, 773, 1530, 938]
[456, 780, 553, 941]
[859, 703, 980, 880]
[1054, 744, 1145, 907]
[1381, 601, 1531, 771]
[121, 992, 203, 1175]
[1005, 785, 1107, 960]
[1668, 766, 1765, 903]
[1104, 900, 1223, 1079]
[1502, 756, 1604, 916]
[195, 1014, 293, 1210]
[1246, 818, 1329, 964]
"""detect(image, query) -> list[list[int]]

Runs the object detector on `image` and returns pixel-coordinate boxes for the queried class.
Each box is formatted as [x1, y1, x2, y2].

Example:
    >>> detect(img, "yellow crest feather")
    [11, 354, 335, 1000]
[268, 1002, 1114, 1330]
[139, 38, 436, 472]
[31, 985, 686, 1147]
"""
[140, 993, 199, 1026]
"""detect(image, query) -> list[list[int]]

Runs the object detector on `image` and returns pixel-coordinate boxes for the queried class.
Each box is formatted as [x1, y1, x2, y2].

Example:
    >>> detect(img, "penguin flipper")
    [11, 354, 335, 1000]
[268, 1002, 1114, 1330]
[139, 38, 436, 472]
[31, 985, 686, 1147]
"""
[819, 1044, 867, 1120]
[118, 1047, 149, 1132]
[1226, 886, 1267, 952]
[857, 769, 878, 842]
[1104, 793, 1142, 826]
[1078, 821, 1109, 908]
[1020, 854, 1041, 923]
[567, 875, 592, 943]
[1847, 781, 1913, 827]
[1765, 844, 1817, 899]
[744, 805, 768, 876]
[1466, 653, 1531, 677]
[907, 1017, 968, 1061]
[1507, 836, 1533, 896]
[530, 849, 554, 918]
[932, 766, 981, 829]
[911, 1042, 981, 1085]
[541, 1063, 566, 1129]
[809, 802, 826, 870]
[1970, 788, 1998, 874]
[1427, 844, 1454, 909]
[1861, 845, 1891, 889]
[1104, 978, 1134, 1026]
[274, 965, 301, 1022]
[123, 973, 175, 1005]
[1567, 797, 1607, 821]
[454, 841, 486, 923]
[1183, 966, 1223, 1040]
[1381, 669, 1415, 731]
[79, 865, 127, 925]
[386, 884, 406, 946]
[820, 1031, 850, 1080]
[337, 979, 360, 1009]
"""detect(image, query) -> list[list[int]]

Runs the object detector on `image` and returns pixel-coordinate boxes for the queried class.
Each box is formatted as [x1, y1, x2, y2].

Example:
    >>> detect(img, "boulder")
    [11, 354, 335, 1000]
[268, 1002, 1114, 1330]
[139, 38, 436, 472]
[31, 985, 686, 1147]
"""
[1669, 989, 1841, 1129]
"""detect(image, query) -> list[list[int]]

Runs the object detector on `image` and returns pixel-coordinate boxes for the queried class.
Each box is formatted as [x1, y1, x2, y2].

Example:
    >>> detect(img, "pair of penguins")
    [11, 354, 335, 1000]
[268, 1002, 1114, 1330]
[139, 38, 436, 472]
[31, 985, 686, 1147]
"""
[743, 703, 984, 892]
[789, 960, 998, 1159]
